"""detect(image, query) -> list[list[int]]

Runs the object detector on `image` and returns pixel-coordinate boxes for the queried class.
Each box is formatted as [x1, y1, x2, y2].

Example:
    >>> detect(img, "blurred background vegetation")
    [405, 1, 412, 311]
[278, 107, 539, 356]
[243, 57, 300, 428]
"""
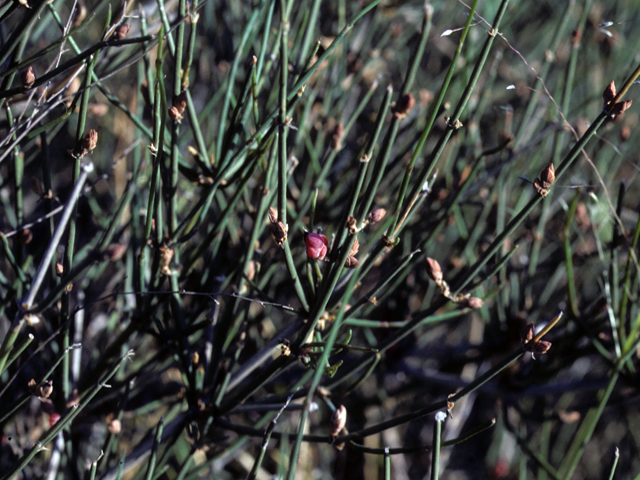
[1, 0, 640, 479]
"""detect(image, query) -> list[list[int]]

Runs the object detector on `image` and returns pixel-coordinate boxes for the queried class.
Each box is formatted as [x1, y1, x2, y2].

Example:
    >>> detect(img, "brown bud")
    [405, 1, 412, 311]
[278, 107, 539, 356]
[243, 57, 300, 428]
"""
[346, 215, 358, 234]
[344, 256, 359, 269]
[330, 405, 347, 437]
[192, 352, 200, 364]
[268, 207, 278, 224]
[56, 262, 64, 276]
[271, 221, 288, 245]
[108, 418, 121, 434]
[533, 178, 549, 197]
[603, 81, 616, 105]
[113, 24, 130, 41]
[20, 66, 35, 90]
[348, 237, 359, 257]
[608, 99, 632, 117]
[330, 123, 344, 151]
[540, 162, 555, 188]
[533, 340, 552, 355]
[159, 245, 174, 275]
[29, 379, 53, 398]
[173, 90, 188, 114]
[394, 92, 415, 120]
[169, 91, 188, 121]
[465, 297, 484, 309]
[72, 2, 87, 27]
[365, 208, 386, 224]
[520, 323, 535, 345]
[168, 105, 183, 121]
[62, 77, 81, 109]
[82, 129, 98, 152]
[104, 243, 127, 261]
[426, 257, 443, 283]
[521, 323, 552, 357]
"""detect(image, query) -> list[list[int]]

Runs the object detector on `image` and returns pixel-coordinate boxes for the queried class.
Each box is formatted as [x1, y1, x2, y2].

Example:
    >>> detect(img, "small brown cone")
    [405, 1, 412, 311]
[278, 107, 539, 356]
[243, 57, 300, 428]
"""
[82, 129, 98, 152]
[426, 257, 443, 283]
[330, 405, 347, 438]
[113, 24, 130, 41]
[366, 208, 386, 224]
[20, 66, 35, 90]
[540, 162, 555, 188]
[394, 92, 415, 120]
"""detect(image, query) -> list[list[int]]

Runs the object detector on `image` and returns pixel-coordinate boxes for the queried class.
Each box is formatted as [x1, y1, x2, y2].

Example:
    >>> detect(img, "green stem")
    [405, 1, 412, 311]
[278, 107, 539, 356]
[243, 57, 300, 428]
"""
[0, 350, 133, 480]
[388, 0, 483, 238]
[452, 112, 608, 296]
[620, 206, 640, 346]
[563, 191, 580, 318]
[430, 412, 445, 480]
[144, 418, 165, 480]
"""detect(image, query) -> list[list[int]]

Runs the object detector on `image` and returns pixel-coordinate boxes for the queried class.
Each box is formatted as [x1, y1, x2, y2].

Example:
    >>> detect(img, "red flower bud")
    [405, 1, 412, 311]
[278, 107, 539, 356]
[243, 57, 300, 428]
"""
[306, 233, 328, 260]
[49, 413, 61, 428]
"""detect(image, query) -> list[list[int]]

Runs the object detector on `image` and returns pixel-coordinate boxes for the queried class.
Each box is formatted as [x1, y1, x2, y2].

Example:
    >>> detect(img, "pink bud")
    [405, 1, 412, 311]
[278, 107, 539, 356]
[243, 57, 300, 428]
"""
[426, 257, 443, 283]
[306, 233, 328, 260]
[49, 413, 61, 428]
[330, 405, 347, 437]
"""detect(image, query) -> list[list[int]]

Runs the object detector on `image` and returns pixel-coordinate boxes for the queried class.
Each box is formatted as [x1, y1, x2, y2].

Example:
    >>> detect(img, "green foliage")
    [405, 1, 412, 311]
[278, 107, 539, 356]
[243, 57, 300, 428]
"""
[1, 0, 640, 479]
